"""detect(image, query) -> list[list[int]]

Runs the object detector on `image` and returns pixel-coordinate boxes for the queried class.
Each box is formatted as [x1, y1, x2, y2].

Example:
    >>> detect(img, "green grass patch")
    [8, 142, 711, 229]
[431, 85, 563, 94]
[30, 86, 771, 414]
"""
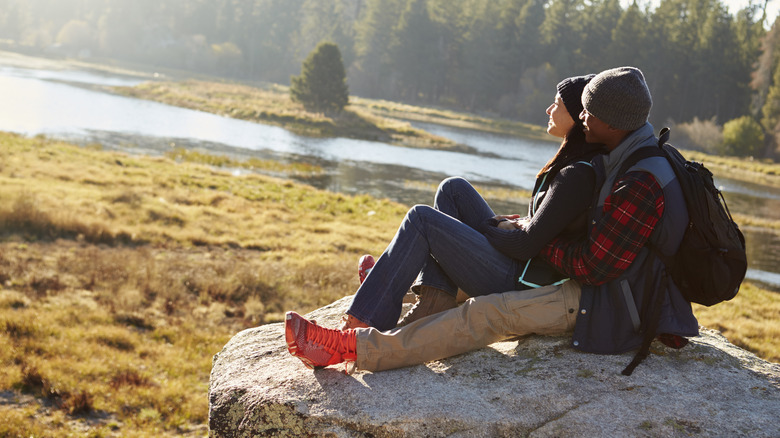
[403, 180, 532, 206]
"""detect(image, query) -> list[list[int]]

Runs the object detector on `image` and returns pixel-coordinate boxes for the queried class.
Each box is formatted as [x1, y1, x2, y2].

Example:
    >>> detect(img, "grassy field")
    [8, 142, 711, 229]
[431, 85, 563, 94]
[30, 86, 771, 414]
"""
[0, 132, 405, 436]
[0, 131, 778, 436]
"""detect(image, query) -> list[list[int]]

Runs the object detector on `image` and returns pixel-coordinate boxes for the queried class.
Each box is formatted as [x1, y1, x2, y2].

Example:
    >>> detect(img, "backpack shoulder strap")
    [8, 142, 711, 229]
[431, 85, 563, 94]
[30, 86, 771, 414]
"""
[620, 127, 675, 376]
[616, 127, 670, 178]
[617, 147, 664, 178]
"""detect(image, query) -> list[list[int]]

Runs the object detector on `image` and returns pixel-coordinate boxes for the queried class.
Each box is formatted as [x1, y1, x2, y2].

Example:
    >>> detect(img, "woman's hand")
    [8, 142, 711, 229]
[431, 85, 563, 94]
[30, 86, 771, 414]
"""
[493, 214, 528, 230]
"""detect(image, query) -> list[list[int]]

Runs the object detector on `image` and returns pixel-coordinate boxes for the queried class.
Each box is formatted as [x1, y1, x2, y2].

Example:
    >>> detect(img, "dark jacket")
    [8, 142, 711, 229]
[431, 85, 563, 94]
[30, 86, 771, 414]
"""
[518, 159, 596, 287]
[573, 124, 699, 354]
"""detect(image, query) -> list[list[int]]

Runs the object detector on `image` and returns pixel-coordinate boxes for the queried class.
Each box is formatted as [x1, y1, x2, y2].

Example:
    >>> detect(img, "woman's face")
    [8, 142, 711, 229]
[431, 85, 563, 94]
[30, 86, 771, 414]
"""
[545, 93, 575, 138]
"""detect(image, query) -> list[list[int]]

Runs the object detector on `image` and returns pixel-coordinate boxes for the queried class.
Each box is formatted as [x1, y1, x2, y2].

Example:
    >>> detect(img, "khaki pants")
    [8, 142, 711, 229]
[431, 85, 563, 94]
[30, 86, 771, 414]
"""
[356, 280, 581, 371]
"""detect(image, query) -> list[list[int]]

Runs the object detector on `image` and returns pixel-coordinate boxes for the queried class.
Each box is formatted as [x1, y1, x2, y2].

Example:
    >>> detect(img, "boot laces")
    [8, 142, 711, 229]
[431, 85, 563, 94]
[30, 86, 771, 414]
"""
[309, 323, 343, 355]
[307, 322, 357, 373]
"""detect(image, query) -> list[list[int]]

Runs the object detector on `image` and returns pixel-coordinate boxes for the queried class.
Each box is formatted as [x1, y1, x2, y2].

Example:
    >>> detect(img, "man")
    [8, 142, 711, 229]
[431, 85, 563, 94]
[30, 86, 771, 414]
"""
[541, 67, 698, 371]
[285, 67, 698, 374]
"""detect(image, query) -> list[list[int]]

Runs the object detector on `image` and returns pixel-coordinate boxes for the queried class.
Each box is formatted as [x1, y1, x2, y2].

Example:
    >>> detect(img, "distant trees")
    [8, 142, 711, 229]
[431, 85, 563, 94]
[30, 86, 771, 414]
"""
[290, 42, 350, 113]
[390, 0, 440, 102]
[352, 0, 405, 99]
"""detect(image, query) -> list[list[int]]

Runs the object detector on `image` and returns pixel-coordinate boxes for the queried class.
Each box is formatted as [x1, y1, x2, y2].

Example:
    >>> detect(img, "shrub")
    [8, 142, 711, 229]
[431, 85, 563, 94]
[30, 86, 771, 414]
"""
[672, 116, 723, 153]
[720, 116, 765, 157]
[290, 41, 349, 114]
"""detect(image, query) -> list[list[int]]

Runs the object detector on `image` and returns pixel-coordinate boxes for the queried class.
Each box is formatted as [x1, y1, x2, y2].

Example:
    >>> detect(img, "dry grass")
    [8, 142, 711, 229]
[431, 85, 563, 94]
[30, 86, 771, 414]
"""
[731, 213, 780, 232]
[0, 283, 219, 436]
[0, 131, 404, 436]
[672, 116, 723, 154]
[693, 282, 780, 363]
[0, 131, 778, 436]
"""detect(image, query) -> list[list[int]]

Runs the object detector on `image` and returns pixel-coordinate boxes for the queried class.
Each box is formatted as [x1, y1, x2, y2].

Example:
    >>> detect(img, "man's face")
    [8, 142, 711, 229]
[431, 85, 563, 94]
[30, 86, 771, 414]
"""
[579, 109, 612, 147]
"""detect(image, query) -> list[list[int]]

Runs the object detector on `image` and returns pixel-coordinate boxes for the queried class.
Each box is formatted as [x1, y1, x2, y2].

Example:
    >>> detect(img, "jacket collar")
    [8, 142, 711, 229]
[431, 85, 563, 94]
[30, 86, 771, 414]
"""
[595, 123, 656, 206]
[603, 122, 656, 178]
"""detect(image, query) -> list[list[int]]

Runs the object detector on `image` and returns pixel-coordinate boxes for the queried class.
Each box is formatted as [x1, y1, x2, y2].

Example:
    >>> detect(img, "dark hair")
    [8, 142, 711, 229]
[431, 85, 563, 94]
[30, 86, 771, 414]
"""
[536, 118, 603, 178]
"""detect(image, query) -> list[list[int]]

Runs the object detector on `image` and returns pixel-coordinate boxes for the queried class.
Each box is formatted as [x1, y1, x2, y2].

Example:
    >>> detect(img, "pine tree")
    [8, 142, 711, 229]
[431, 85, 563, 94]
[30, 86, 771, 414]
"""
[290, 41, 350, 113]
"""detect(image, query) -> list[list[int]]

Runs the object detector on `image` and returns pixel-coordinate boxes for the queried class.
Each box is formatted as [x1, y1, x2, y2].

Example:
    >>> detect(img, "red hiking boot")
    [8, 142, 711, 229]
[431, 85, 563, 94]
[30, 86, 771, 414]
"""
[285, 311, 357, 371]
[358, 254, 375, 284]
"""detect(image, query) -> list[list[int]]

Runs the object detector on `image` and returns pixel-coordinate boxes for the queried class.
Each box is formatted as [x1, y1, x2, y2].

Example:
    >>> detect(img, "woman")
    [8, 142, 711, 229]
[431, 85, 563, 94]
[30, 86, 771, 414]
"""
[326, 74, 604, 332]
[285, 74, 603, 371]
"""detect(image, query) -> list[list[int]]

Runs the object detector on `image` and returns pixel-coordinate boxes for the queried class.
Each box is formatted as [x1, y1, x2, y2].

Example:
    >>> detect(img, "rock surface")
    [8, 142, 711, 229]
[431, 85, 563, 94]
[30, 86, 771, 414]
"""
[209, 296, 780, 437]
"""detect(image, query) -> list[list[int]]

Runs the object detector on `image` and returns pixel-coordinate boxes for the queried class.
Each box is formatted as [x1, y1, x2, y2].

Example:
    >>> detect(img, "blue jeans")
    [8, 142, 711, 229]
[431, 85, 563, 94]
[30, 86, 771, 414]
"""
[347, 177, 522, 330]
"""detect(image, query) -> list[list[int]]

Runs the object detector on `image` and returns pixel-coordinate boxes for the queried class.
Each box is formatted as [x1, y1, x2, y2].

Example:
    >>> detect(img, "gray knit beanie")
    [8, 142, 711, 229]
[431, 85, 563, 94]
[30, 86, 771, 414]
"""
[581, 67, 652, 131]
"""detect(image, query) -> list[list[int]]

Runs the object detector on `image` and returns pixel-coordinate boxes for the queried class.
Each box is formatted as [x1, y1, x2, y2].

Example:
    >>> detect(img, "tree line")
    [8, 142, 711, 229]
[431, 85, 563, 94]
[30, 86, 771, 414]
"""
[4, 0, 780, 156]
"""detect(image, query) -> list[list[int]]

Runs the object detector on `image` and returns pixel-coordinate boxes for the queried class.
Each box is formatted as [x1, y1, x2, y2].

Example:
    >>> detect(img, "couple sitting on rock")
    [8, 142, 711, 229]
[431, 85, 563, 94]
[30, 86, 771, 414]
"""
[285, 66, 698, 374]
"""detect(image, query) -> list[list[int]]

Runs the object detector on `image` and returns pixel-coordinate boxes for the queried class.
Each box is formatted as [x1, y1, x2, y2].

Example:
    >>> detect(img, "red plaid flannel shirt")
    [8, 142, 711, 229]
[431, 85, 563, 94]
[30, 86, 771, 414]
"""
[540, 171, 664, 286]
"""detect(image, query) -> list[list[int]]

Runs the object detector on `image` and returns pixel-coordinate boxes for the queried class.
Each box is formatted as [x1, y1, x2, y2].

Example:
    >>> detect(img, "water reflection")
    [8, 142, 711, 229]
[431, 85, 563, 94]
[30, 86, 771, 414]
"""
[413, 121, 557, 167]
[717, 178, 780, 221]
[0, 65, 144, 87]
[744, 230, 780, 275]
[715, 175, 780, 201]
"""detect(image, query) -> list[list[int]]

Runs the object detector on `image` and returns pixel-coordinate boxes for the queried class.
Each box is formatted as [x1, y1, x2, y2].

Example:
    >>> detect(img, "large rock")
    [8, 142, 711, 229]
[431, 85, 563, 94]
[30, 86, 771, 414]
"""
[209, 296, 780, 437]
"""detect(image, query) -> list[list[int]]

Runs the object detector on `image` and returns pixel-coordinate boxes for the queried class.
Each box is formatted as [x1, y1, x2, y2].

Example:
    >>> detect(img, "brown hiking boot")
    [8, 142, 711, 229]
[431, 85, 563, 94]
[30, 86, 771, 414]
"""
[396, 286, 457, 327]
[338, 313, 370, 331]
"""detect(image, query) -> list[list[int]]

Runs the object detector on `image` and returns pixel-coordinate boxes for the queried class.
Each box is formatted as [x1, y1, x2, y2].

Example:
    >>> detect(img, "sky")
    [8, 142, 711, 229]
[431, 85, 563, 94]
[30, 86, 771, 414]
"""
[623, 0, 779, 26]
[722, 0, 779, 20]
